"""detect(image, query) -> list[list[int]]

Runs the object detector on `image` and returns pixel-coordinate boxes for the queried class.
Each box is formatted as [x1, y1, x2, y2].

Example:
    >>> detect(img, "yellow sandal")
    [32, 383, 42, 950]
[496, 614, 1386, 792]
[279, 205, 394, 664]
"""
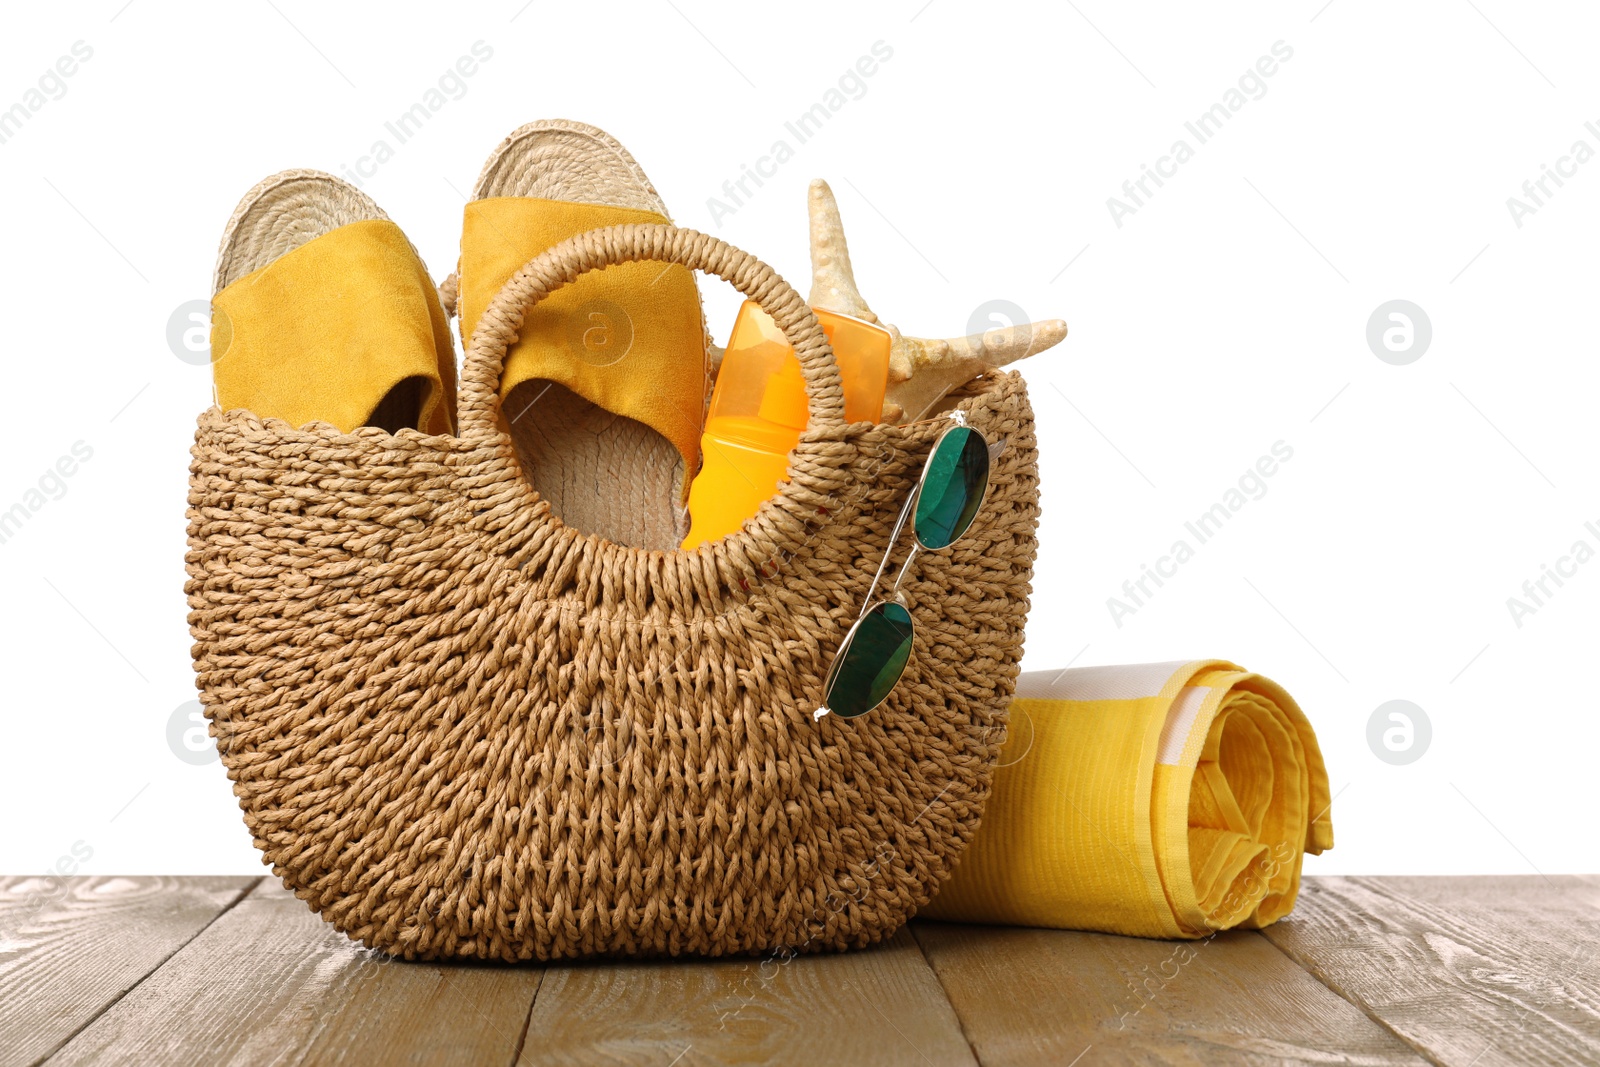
[210, 169, 457, 435]
[454, 120, 708, 549]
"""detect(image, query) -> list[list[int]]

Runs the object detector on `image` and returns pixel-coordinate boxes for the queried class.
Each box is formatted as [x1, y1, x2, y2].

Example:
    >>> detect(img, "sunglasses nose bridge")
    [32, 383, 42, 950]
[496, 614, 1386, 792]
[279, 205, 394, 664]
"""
[885, 544, 922, 602]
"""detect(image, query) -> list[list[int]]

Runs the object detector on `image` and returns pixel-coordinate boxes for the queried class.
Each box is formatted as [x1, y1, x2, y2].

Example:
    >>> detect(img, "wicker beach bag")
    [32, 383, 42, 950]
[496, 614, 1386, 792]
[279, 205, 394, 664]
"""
[186, 224, 1040, 961]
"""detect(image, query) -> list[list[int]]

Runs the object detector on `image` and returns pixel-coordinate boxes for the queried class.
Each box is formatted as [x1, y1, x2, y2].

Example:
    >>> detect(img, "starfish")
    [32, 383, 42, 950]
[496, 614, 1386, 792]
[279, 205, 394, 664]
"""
[807, 179, 1067, 423]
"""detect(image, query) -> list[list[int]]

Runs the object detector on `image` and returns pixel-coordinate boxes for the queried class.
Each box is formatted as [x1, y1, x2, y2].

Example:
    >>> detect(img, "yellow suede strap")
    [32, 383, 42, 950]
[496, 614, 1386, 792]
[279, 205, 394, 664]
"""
[211, 219, 455, 435]
[458, 198, 707, 496]
[921, 660, 1333, 938]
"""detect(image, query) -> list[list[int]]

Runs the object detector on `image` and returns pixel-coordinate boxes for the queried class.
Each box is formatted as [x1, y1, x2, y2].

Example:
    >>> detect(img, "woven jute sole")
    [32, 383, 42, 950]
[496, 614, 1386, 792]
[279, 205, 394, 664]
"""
[214, 169, 389, 290]
[467, 119, 705, 550]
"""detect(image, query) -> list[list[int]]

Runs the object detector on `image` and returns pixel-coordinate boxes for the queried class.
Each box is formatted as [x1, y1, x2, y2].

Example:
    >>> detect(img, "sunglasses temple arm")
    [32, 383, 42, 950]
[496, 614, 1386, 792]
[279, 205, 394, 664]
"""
[858, 486, 920, 619]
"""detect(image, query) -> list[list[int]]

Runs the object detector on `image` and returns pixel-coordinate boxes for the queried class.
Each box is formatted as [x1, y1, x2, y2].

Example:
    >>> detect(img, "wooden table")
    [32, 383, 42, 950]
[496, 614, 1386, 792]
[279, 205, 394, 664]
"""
[3, 876, 1596, 1065]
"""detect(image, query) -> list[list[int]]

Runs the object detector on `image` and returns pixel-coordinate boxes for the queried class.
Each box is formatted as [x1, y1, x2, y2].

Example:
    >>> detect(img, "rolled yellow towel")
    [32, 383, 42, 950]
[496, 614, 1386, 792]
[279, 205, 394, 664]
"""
[923, 660, 1334, 938]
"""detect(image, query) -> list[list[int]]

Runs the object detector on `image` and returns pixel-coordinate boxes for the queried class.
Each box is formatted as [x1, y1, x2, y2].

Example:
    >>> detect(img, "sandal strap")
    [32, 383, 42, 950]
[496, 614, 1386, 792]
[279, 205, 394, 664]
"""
[458, 197, 707, 499]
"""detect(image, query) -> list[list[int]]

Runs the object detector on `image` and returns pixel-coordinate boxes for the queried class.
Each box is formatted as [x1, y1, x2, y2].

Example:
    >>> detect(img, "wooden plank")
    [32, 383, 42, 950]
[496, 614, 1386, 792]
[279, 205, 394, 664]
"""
[517, 927, 977, 1066]
[0, 874, 256, 1066]
[912, 920, 1428, 1066]
[28, 873, 1595, 1066]
[1262, 875, 1600, 1067]
[44, 879, 543, 1067]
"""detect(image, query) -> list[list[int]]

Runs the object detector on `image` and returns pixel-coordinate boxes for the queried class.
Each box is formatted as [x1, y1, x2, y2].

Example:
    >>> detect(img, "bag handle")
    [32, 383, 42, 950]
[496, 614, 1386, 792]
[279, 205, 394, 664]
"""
[457, 223, 847, 441]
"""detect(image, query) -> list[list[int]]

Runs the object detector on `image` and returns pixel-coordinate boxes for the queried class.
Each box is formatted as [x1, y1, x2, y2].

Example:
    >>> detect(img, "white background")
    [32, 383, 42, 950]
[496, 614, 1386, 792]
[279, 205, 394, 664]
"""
[1, 0, 1595, 879]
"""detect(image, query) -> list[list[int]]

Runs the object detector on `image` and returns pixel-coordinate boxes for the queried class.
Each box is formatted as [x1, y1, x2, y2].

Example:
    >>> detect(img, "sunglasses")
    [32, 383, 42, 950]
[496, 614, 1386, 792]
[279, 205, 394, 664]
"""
[815, 411, 994, 721]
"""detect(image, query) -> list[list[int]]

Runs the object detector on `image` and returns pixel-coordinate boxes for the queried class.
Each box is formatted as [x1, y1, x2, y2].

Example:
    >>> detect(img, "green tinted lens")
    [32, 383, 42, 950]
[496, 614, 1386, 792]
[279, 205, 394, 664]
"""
[824, 601, 914, 718]
[914, 426, 990, 550]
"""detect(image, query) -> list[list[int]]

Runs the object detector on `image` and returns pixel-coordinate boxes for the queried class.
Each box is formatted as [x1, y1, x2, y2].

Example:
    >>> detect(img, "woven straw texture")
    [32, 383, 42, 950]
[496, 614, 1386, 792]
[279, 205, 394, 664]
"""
[213, 169, 392, 291]
[186, 224, 1040, 961]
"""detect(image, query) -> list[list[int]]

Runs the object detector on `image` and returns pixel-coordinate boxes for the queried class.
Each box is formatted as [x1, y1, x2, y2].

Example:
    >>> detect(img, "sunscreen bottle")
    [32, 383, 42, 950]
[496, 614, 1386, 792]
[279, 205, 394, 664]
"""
[682, 302, 891, 549]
